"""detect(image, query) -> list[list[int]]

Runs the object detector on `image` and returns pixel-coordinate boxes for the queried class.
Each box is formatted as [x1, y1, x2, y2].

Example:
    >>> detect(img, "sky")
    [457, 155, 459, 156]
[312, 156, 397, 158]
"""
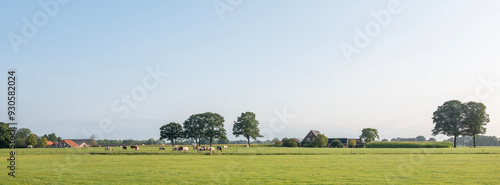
[1, 0, 500, 141]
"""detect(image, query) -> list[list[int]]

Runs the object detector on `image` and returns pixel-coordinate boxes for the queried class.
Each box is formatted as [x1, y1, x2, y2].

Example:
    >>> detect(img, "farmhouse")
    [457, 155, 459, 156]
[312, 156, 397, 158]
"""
[54, 140, 80, 148]
[302, 130, 365, 148]
[67, 139, 91, 148]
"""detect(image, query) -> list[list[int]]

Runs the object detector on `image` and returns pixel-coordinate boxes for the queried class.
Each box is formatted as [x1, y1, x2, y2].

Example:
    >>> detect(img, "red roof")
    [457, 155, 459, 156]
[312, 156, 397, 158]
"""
[62, 140, 79, 147]
[47, 141, 53, 146]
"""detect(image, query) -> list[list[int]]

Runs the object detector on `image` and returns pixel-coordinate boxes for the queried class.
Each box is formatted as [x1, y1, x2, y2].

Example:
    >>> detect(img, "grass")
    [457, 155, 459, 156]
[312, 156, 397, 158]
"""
[2, 145, 500, 184]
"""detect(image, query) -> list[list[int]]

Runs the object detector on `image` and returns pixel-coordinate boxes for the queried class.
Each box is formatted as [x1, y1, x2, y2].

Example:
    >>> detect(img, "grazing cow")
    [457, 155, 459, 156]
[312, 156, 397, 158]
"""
[130, 145, 138, 149]
[182, 147, 190, 152]
[159, 146, 165, 151]
[122, 146, 127, 150]
[207, 147, 215, 152]
[216, 146, 223, 152]
[105, 147, 113, 151]
[245, 144, 249, 148]
[223, 145, 228, 149]
[161, 144, 165, 146]
[135, 147, 140, 151]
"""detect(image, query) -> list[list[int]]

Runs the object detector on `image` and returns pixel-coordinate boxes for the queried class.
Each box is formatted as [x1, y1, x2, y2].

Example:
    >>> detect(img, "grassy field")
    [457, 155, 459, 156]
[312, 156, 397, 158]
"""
[2, 145, 500, 184]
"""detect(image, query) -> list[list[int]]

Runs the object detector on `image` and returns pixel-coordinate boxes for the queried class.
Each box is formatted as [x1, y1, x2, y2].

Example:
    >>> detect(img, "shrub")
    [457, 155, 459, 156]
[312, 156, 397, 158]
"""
[348, 139, 357, 148]
[330, 140, 344, 148]
[313, 134, 328, 148]
[366, 141, 453, 148]
[281, 138, 298, 147]
[272, 138, 282, 146]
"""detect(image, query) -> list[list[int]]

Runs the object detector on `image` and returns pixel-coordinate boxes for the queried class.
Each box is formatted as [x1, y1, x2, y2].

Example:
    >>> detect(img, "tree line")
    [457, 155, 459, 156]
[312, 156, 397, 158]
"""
[0, 122, 63, 148]
[432, 100, 490, 148]
[159, 112, 263, 146]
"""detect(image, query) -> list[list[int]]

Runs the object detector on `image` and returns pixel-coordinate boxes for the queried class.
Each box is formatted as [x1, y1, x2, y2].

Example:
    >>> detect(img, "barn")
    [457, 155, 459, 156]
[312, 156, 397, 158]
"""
[302, 130, 365, 148]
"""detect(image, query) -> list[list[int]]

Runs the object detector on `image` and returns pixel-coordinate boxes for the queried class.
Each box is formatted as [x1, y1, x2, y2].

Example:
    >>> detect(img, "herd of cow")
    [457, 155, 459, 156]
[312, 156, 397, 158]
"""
[104, 145, 140, 152]
[105, 144, 250, 153]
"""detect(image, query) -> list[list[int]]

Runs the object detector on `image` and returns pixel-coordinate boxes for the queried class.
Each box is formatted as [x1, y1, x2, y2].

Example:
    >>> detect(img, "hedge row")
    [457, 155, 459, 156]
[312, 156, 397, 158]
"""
[366, 141, 453, 148]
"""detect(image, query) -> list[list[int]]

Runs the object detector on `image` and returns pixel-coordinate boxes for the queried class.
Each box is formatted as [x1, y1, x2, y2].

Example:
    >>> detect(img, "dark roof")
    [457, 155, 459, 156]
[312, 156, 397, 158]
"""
[310, 130, 321, 136]
[66, 139, 90, 145]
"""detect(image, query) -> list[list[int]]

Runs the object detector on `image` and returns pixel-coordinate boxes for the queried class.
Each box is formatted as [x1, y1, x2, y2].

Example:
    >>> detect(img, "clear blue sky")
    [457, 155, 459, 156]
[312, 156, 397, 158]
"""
[1, 0, 499, 141]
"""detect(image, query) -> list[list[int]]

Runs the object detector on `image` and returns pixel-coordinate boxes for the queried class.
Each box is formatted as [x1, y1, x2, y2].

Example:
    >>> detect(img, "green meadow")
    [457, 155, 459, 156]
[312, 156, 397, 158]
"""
[2, 145, 500, 184]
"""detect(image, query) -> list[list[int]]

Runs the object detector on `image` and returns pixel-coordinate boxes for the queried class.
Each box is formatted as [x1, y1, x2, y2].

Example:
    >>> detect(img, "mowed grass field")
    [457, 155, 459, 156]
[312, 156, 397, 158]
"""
[2, 145, 500, 184]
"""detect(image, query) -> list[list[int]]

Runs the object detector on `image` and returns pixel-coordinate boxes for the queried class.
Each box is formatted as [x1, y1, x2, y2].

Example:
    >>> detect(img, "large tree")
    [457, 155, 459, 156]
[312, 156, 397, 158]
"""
[26, 133, 38, 147]
[161, 122, 184, 146]
[183, 114, 206, 146]
[432, 100, 464, 148]
[202, 112, 226, 146]
[39, 137, 48, 148]
[43, 133, 59, 142]
[15, 128, 31, 140]
[0, 122, 11, 148]
[232, 112, 263, 147]
[461, 102, 489, 148]
[359, 128, 379, 143]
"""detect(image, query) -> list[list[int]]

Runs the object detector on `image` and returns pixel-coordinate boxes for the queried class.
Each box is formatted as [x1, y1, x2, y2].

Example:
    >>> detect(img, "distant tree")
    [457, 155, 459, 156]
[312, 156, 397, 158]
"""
[428, 137, 437, 141]
[281, 138, 298, 147]
[272, 137, 282, 146]
[360, 128, 379, 143]
[15, 138, 27, 148]
[57, 137, 62, 142]
[416, 135, 426, 141]
[217, 137, 230, 144]
[160, 122, 184, 146]
[45, 133, 58, 142]
[203, 112, 227, 146]
[39, 137, 48, 147]
[26, 133, 38, 147]
[15, 128, 31, 140]
[89, 135, 98, 147]
[348, 139, 357, 148]
[0, 122, 11, 148]
[330, 139, 344, 148]
[432, 100, 464, 148]
[461, 102, 489, 148]
[146, 138, 156, 145]
[232, 112, 263, 147]
[381, 139, 389, 141]
[313, 134, 328, 148]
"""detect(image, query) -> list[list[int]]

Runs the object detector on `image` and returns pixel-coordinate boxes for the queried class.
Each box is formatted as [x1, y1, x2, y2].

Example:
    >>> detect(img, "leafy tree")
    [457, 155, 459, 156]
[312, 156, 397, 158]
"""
[330, 139, 344, 148]
[281, 138, 298, 147]
[183, 114, 206, 146]
[313, 134, 328, 148]
[146, 138, 156, 145]
[15, 128, 31, 140]
[26, 133, 38, 147]
[381, 139, 389, 141]
[39, 137, 48, 147]
[461, 102, 489, 148]
[161, 122, 184, 146]
[432, 100, 464, 148]
[360, 128, 379, 143]
[217, 137, 230, 144]
[348, 139, 357, 148]
[272, 137, 282, 146]
[232, 112, 263, 147]
[42, 133, 59, 142]
[57, 137, 62, 142]
[428, 137, 437, 141]
[89, 135, 98, 147]
[203, 112, 226, 146]
[416, 135, 426, 141]
[15, 138, 27, 148]
[0, 122, 11, 148]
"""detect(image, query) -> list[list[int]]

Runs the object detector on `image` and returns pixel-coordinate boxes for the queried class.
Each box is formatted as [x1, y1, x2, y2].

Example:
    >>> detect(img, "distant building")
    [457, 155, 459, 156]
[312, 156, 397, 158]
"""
[302, 130, 365, 148]
[66, 139, 91, 148]
[302, 130, 321, 144]
[54, 140, 80, 148]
